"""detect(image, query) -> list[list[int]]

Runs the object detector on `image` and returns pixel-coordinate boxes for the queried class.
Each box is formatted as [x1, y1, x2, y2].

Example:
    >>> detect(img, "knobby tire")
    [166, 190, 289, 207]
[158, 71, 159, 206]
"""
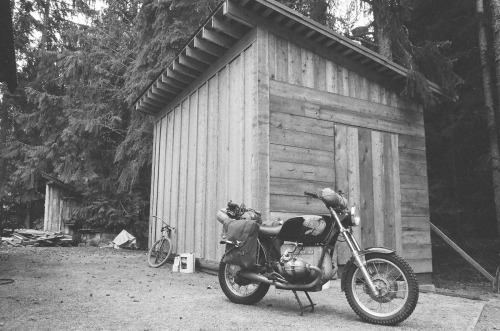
[343, 252, 419, 326]
[218, 260, 270, 305]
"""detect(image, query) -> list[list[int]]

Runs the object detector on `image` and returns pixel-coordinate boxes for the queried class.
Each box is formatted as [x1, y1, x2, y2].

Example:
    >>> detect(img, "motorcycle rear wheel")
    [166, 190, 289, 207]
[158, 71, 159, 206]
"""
[343, 252, 419, 326]
[218, 260, 270, 305]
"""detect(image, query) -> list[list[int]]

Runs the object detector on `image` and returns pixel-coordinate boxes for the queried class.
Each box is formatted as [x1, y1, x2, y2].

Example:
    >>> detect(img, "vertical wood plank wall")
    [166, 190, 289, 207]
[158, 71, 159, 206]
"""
[43, 185, 77, 234]
[44, 185, 60, 232]
[267, 33, 431, 273]
[149, 44, 256, 263]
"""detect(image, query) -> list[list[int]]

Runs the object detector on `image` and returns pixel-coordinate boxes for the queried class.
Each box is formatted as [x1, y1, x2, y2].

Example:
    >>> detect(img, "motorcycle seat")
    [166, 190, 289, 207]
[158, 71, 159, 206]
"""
[259, 225, 282, 237]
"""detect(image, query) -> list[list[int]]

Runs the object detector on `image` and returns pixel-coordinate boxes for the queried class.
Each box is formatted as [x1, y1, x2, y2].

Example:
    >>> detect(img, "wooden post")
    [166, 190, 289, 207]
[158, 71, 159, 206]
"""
[495, 267, 500, 293]
[44, 185, 50, 231]
[254, 26, 270, 218]
[430, 222, 495, 284]
[25, 201, 32, 229]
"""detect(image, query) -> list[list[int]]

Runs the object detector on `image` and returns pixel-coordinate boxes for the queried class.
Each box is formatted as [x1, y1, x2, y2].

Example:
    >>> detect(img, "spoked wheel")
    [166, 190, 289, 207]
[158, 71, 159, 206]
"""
[343, 253, 419, 326]
[148, 238, 172, 268]
[218, 260, 270, 305]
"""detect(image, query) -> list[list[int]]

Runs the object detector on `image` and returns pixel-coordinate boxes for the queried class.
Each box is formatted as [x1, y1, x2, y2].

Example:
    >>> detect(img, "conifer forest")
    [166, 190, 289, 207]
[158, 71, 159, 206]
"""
[1, 0, 500, 253]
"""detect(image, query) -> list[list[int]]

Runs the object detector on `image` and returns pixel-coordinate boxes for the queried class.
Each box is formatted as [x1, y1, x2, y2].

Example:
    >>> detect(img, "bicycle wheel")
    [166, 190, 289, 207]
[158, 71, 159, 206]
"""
[148, 238, 172, 268]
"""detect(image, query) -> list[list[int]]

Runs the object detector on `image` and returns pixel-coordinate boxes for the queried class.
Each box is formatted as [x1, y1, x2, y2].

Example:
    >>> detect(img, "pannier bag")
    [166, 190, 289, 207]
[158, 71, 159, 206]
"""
[221, 218, 260, 268]
[218, 201, 262, 268]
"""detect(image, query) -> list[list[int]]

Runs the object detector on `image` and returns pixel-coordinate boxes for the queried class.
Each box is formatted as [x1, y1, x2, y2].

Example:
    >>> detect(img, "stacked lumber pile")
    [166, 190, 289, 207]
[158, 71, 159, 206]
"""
[1, 229, 73, 247]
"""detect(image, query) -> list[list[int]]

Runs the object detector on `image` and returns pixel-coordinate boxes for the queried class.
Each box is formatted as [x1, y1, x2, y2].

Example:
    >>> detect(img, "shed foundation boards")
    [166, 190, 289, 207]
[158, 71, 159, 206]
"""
[137, 0, 441, 278]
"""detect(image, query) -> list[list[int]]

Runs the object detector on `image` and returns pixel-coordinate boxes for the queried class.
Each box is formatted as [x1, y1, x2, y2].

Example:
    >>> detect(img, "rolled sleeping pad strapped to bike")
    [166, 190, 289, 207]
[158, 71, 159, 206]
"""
[216, 209, 232, 224]
[321, 188, 348, 210]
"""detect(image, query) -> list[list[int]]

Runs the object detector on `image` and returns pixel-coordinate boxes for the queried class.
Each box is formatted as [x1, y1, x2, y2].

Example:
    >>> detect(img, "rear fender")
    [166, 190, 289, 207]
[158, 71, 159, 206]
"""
[340, 247, 395, 292]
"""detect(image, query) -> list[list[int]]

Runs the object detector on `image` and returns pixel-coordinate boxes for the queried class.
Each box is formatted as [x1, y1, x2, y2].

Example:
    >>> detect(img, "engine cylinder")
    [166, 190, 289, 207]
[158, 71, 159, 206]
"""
[279, 244, 334, 283]
[283, 258, 309, 278]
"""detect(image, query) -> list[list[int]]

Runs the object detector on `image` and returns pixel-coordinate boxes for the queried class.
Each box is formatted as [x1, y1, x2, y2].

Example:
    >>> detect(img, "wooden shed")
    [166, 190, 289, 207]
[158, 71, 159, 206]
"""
[41, 173, 79, 235]
[134, 0, 444, 279]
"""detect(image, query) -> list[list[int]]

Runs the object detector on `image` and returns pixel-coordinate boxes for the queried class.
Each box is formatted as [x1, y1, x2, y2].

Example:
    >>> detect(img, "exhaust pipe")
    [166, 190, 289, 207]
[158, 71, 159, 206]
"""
[239, 266, 323, 290]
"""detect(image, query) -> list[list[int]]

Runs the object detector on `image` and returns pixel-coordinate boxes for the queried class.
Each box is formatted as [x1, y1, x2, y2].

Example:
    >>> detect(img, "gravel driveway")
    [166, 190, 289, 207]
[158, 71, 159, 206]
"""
[0, 246, 496, 331]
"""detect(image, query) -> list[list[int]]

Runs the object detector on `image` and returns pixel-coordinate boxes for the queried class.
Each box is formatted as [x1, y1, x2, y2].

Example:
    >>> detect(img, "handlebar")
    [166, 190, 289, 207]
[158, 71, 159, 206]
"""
[304, 191, 320, 199]
[151, 216, 175, 230]
[304, 189, 348, 210]
[163, 224, 175, 231]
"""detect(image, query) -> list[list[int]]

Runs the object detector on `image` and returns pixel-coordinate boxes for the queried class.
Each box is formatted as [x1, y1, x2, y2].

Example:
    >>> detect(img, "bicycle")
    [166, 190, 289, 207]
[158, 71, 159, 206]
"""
[148, 216, 175, 268]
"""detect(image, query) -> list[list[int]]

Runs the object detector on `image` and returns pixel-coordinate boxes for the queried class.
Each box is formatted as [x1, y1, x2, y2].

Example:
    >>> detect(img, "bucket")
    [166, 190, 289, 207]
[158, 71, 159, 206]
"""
[179, 253, 195, 273]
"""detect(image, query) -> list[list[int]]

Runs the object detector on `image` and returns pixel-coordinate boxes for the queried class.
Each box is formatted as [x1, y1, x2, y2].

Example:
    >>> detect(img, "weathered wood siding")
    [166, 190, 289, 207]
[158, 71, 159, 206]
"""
[43, 185, 78, 234]
[267, 33, 431, 273]
[149, 44, 257, 262]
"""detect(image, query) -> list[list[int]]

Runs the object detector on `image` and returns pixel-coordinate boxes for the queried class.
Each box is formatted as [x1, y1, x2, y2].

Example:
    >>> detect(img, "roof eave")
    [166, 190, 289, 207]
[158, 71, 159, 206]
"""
[132, 0, 450, 115]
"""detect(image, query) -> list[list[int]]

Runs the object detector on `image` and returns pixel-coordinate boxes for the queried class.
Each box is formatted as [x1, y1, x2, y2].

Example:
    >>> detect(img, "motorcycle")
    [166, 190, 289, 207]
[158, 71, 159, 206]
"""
[217, 188, 419, 326]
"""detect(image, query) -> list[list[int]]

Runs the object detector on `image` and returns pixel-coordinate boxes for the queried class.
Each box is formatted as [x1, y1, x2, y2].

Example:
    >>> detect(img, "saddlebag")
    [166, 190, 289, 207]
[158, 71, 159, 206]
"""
[220, 218, 260, 269]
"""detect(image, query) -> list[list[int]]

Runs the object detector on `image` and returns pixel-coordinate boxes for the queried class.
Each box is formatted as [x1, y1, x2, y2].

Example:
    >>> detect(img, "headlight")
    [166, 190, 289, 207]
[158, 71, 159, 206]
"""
[350, 206, 361, 227]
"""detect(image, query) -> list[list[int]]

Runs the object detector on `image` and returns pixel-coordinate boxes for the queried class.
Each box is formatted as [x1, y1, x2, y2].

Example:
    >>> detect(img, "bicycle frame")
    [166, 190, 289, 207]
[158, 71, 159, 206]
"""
[152, 216, 175, 239]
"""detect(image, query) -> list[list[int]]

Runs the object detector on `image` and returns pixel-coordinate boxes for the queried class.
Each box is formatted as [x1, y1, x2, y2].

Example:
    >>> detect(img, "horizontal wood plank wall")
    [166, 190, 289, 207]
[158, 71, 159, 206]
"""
[267, 33, 431, 273]
[149, 44, 257, 263]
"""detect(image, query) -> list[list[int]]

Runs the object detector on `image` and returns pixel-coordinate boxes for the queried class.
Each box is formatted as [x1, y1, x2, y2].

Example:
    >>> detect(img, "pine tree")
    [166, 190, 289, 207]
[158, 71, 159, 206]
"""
[491, 0, 500, 129]
[4, 0, 217, 244]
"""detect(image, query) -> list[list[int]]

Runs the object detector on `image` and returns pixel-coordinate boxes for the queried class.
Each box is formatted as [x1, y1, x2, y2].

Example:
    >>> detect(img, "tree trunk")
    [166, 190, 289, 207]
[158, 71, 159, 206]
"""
[40, 0, 50, 50]
[37, 0, 50, 80]
[372, 0, 393, 60]
[477, 0, 500, 237]
[0, 92, 7, 229]
[490, 0, 500, 129]
[25, 201, 32, 229]
[309, 0, 329, 25]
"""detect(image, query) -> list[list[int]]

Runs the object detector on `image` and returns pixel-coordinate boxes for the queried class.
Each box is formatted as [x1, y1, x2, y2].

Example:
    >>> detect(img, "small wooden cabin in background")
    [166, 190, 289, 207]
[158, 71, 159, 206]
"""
[134, 0, 445, 282]
[41, 173, 79, 235]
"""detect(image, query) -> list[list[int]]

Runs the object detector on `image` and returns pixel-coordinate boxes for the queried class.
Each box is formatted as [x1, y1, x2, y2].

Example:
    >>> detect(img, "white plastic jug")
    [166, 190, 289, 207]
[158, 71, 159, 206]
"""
[172, 256, 180, 272]
[179, 253, 195, 273]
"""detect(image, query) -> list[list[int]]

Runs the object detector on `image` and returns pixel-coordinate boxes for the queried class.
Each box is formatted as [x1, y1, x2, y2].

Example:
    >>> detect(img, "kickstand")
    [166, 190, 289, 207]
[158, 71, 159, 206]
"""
[292, 291, 315, 316]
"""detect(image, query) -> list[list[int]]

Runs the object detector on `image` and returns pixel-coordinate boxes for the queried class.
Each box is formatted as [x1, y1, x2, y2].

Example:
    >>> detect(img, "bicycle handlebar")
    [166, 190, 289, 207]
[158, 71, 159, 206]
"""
[152, 216, 175, 230]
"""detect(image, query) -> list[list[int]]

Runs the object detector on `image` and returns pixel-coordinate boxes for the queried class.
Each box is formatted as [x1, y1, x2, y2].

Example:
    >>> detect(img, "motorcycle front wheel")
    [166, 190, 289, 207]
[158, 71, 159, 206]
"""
[218, 260, 270, 305]
[343, 252, 419, 326]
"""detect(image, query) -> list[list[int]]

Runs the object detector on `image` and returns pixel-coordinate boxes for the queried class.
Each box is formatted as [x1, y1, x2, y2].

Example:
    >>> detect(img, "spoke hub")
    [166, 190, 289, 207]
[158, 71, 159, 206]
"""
[227, 266, 253, 287]
[364, 274, 397, 303]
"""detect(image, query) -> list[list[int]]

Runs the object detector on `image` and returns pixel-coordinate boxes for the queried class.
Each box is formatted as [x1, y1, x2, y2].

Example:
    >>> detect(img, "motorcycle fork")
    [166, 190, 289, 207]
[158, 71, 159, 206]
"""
[329, 207, 379, 296]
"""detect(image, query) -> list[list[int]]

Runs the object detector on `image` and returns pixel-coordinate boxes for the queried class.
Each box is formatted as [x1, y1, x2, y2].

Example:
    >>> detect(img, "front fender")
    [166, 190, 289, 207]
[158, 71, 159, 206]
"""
[340, 247, 395, 292]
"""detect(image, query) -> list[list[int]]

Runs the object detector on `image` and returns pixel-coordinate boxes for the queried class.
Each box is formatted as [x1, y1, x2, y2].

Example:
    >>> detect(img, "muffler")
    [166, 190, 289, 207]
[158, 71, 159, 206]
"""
[239, 266, 323, 290]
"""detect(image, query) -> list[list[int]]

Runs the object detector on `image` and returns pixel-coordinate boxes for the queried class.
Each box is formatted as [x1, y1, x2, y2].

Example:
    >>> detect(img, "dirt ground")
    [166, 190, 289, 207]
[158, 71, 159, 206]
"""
[0, 245, 499, 331]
